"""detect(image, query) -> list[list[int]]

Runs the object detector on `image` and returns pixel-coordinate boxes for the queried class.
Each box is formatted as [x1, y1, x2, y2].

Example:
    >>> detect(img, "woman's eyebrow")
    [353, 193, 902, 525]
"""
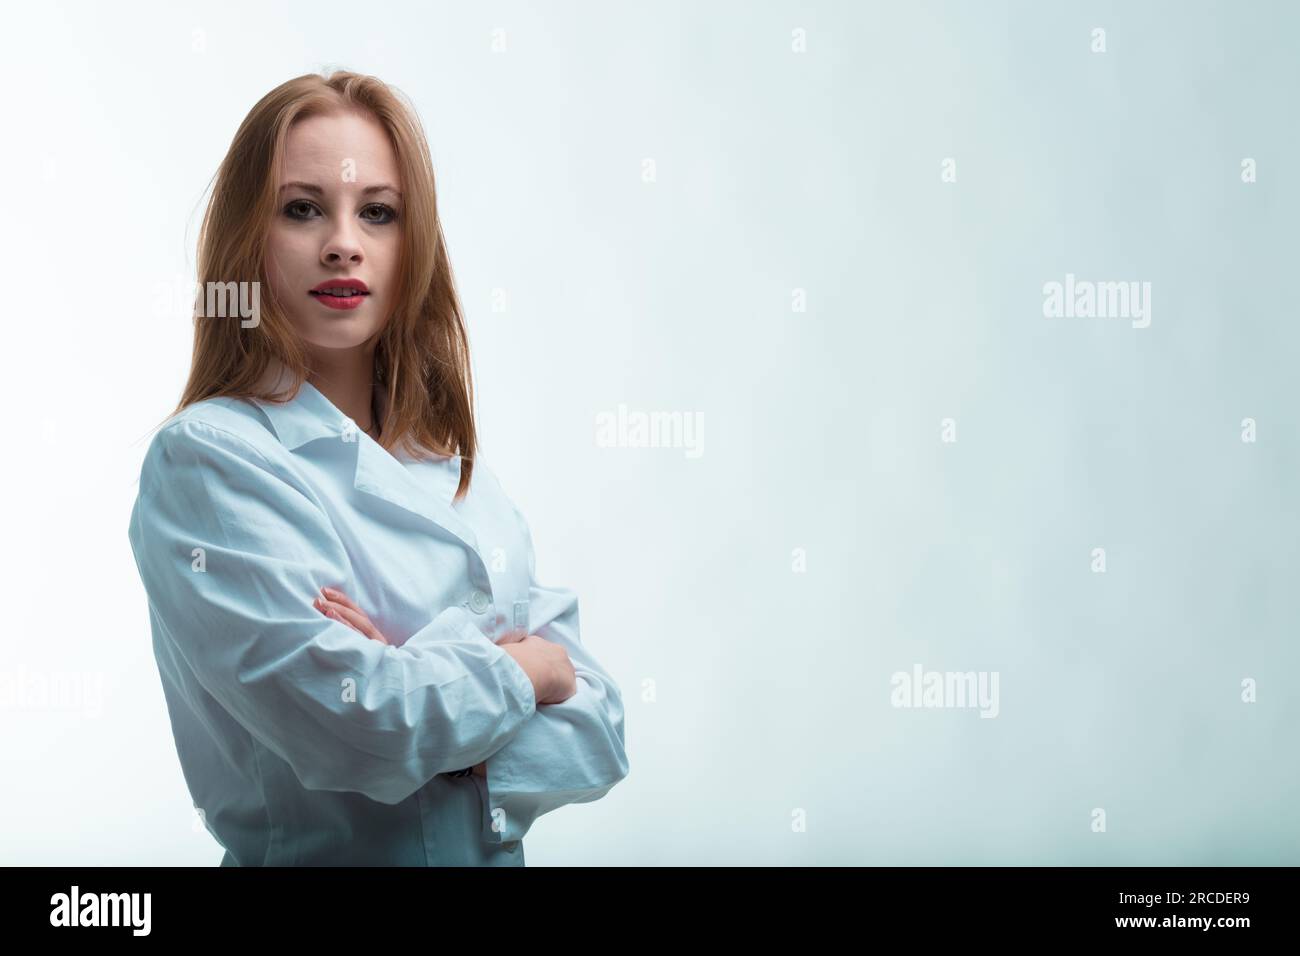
[279, 181, 402, 199]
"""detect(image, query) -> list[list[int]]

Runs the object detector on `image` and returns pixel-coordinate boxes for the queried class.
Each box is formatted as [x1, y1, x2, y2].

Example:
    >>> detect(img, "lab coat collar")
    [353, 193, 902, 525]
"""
[249, 360, 480, 557]
[252, 360, 358, 450]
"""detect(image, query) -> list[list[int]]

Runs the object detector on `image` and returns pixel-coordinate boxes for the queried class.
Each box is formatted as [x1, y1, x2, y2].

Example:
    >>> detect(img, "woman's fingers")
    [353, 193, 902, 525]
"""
[321, 586, 364, 615]
[313, 593, 391, 645]
[318, 587, 383, 641]
[317, 597, 364, 632]
[313, 595, 361, 632]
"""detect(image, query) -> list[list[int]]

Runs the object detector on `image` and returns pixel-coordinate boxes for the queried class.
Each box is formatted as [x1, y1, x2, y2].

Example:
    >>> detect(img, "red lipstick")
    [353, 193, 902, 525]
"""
[309, 278, 370, 311]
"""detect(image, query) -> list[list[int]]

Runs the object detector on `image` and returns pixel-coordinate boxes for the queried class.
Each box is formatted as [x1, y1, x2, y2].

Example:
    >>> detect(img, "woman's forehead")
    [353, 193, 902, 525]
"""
[282, 111, 399, 177]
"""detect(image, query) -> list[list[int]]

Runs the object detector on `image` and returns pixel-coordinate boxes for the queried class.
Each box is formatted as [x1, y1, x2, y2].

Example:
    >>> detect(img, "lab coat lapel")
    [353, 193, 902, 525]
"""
[351, 435, 481, 558]
[252, 362, 481, 559]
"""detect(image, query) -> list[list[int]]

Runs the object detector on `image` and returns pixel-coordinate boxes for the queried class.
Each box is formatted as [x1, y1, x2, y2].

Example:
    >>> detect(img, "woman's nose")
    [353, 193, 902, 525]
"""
[322, 226, 363, 264]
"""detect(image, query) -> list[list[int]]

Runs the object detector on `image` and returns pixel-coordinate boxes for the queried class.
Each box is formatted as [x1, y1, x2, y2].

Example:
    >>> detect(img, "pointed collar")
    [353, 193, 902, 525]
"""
[251, 361, 392, 453]
[247, 360, 473, 545]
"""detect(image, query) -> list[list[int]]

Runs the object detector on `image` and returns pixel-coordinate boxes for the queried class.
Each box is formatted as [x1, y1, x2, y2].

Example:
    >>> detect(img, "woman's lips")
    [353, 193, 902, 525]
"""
[309, 290, 369, 311]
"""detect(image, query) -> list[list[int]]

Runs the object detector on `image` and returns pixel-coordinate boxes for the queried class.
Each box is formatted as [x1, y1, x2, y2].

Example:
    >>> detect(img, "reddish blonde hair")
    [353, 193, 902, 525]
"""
[173, 70, 477, 499]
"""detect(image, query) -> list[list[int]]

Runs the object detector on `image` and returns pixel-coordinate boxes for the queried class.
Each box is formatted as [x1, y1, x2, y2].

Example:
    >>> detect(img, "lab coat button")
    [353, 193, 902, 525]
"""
[468, 589, 491, 614]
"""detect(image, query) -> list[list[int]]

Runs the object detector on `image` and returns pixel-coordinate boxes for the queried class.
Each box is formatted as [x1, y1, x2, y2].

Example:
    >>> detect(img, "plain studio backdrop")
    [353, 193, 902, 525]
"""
[2, 0, 1297, 865]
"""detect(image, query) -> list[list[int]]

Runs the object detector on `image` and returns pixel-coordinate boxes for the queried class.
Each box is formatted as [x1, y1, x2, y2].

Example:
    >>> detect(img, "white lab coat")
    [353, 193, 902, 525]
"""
[127, 367, 629, 865]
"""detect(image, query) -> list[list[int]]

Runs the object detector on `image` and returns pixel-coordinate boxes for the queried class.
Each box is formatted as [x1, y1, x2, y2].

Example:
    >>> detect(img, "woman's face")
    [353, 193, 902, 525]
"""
[265, 109, 402, 355]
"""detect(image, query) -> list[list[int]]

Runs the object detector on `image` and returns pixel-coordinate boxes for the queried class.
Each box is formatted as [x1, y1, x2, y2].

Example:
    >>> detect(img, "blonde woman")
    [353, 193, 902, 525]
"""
[128, 71, 629, 866]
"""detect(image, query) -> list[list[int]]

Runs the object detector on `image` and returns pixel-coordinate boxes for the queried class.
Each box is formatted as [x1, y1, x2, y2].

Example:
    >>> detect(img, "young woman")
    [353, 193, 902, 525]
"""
[127, 71, 629, 866]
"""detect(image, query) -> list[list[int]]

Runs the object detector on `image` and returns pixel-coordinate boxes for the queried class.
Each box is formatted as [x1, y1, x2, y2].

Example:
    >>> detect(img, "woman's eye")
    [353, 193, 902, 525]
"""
[362, 203, 398, 224]
[282, 201, 397, 224]
[284, 200, 318, 220]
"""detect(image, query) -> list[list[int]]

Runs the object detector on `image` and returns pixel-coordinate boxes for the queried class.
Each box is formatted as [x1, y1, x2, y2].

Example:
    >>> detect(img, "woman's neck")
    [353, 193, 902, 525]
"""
[306, 346, 379, 435]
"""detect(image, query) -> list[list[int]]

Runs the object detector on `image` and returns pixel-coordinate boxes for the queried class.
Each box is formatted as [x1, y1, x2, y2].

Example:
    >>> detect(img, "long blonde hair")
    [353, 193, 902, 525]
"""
[174, 70, 477, 499]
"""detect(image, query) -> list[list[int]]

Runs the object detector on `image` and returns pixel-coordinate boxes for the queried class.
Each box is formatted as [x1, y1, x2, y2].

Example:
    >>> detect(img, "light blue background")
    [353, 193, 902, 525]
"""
[2, 0, 1296, 864]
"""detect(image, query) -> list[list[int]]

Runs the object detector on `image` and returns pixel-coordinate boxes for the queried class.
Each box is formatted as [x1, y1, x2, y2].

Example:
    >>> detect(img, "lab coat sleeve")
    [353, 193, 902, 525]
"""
[128, 419, 537, 807]
[475, 499, 630, 844]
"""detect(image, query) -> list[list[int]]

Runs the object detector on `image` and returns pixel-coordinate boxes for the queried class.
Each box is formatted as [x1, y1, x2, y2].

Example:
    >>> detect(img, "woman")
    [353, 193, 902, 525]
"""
[127, 71, 629, 866]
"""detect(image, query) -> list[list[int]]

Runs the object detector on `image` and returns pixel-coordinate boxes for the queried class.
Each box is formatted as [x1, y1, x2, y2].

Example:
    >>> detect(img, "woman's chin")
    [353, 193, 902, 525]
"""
[297, 325, 381, 352]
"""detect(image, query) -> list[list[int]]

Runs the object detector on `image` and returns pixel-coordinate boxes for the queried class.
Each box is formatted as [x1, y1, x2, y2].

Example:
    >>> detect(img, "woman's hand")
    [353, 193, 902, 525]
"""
[315, 587, 488, 778]
[313, 586, 392, 645]
[501, 635, 578, 705]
